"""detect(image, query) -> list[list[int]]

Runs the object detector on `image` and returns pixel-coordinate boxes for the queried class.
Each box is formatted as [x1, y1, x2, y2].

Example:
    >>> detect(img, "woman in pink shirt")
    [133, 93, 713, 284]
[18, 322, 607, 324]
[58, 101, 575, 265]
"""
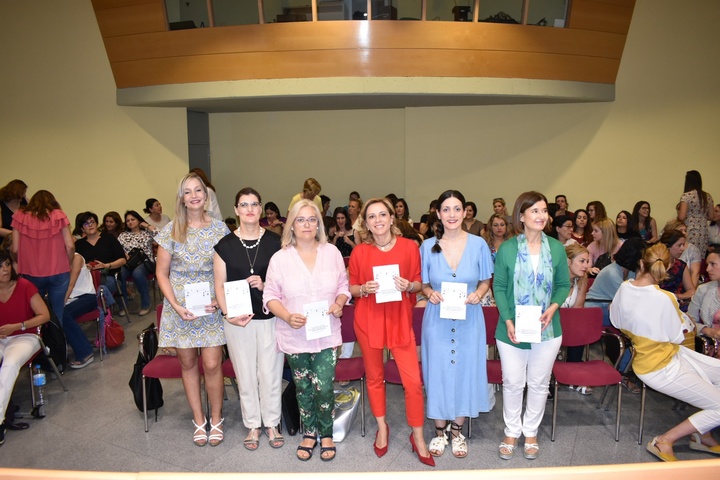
[264, 199, 350, 462]
[11, 190, 74, 322]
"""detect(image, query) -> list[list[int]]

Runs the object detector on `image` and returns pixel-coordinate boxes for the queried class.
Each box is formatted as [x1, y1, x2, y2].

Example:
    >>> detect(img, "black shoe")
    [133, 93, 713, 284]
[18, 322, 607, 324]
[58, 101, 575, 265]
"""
[0, 422, 6, 446]
[6, 421, 30, 431]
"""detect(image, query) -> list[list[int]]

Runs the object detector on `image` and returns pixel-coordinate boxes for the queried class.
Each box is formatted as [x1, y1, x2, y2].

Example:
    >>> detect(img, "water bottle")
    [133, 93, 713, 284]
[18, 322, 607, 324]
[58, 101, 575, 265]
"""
[32, 364, 47, 418]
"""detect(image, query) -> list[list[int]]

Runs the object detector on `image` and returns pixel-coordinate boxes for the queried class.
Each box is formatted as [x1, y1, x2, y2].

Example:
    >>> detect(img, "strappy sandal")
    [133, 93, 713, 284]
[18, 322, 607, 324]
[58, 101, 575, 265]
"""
[646, 436, 677, 462]
[689, 433, 720, 454]
[297, 434, 317, 461]
[498, 440, 516, 460]
[208, 417, 224, 447]
[450, 422, 467, 458]
[267, 425, 285, 449]
[523, 442, 539, 460]
[428, 424, 449, 457]
[192, 418, 208, 447]
[243, 428, 261, 451]
[320, 436, 337, 462]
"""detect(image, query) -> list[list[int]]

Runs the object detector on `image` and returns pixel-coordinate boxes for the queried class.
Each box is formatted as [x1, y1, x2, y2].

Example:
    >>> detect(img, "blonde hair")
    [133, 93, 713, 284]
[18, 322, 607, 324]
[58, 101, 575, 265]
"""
[566, 243, 589, 262]
[302, 178, 321, 197]
[482, 213, 511, 245]
[282, 199, 327, 248]
[592, 218, 620, 256]
[639, 243, 671, 284]
[663, 219, 686, 234]
[357, 197, 401, 244]
[172, 173, 208, 243]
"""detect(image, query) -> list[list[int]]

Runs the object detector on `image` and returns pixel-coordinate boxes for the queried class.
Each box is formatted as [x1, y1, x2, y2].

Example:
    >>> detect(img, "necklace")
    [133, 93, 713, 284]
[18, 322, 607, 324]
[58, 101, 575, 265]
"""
[374, 237, 394, 251]
[238, 228, 264, 274]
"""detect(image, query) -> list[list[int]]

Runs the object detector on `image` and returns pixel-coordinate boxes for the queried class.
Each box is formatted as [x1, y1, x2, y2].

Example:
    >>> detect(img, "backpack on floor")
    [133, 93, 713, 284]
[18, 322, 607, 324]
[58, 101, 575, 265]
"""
[37, 299, 69, 373]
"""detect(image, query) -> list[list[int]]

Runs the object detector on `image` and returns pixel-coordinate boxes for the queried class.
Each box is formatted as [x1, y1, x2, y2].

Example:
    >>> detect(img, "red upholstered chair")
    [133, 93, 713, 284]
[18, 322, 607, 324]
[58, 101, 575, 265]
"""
[468, 306, 501, 439]
[551, 307, 622, 441]
[142, 305, 204, 432]
[74, 269, 105, 360]
[334, 304, 366, 437]
[384, 306, 424, 385]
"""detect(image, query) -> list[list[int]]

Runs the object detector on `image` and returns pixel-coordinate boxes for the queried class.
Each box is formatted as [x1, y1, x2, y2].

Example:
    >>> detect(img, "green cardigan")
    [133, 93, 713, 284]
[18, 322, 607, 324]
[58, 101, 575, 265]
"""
[494, 234, 571, 349]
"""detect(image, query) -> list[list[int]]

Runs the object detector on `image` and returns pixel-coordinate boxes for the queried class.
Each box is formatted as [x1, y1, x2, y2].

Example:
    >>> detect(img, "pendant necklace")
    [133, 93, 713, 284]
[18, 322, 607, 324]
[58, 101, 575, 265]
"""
[238, 228, 265, 274]
[375, 237, 393, 251]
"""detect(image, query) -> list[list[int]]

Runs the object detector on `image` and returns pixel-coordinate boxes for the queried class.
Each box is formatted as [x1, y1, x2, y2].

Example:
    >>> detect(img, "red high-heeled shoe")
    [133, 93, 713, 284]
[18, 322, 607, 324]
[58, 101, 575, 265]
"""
[410, 433, 436, 467]
[374, 424, 390, 457]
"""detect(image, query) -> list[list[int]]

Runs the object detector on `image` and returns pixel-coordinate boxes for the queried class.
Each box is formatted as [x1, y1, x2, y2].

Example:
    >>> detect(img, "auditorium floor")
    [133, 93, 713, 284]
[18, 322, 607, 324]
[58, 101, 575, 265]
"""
[2, 308, 712, 473]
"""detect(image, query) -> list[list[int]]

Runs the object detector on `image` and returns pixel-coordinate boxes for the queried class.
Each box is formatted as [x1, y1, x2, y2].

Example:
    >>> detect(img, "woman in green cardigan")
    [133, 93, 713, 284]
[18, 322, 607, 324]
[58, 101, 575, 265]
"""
[494, 191, 570, 461]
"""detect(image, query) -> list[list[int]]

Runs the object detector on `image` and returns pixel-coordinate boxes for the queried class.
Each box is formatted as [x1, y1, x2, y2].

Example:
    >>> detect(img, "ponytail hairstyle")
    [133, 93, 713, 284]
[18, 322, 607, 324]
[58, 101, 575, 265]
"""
[640, 243, 671, 284]
[432, 190, 466, 253]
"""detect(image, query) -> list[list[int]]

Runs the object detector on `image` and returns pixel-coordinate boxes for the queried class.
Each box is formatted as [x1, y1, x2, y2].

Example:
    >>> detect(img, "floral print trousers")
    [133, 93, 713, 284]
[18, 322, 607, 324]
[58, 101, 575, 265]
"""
[286, 347, 337, 438]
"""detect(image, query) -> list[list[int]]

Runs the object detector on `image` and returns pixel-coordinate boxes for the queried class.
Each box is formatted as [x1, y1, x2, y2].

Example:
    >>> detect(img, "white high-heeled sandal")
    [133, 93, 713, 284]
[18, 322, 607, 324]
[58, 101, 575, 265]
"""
[208, 418, 224, 447]
[192, 418, 208, 447]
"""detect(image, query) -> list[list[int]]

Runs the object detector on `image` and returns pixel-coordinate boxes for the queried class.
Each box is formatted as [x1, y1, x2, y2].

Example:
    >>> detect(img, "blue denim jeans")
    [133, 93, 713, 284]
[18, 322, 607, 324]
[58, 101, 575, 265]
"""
[120, 264, 151, 310]
[62, 293, 96, 360]
[24, 272, 70, 324]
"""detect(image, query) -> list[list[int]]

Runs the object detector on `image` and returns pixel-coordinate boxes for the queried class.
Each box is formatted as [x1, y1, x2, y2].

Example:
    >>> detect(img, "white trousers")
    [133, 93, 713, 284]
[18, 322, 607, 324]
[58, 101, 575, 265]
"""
[0, 334, 41, 419]
[639, 346, 720, 434]
[224, 318, 284, 429]
[497, 336, 562, 438]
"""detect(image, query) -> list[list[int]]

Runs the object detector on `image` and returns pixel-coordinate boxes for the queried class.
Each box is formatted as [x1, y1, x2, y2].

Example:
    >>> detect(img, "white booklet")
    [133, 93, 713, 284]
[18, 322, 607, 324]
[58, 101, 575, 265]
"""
[303, 300, 331, 341]
[440, 281, 467, 320]
[373, 264, 402, 304]
[184, 281, 212, 317]
[224, 280, 253, 318]
[514, 304, 542, 343]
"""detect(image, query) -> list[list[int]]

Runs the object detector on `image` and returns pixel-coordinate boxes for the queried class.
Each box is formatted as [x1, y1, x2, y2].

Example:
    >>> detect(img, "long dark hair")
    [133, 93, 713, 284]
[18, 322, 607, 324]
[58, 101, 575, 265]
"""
[573, 208, 593, 244]
[631, 201, 653, 232]
[432, 190, 466, 253]
[333, 207, 352, 232]
[684, 170, 710, 212]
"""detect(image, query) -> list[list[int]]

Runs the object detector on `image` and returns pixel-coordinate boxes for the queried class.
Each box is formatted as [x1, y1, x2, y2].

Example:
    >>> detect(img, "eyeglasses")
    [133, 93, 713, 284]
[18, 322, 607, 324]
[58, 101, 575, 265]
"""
[237, 202, 262, 209]
[83, 219, 97, 227]
[295, 217, 319, 225]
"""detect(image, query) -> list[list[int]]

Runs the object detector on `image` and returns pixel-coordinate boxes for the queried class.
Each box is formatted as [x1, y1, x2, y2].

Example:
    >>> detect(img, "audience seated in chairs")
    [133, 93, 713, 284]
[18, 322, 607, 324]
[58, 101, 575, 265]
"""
[688, 251, 720, 356]
[117, 210, 155, 316]
[62, 252, 97, 369]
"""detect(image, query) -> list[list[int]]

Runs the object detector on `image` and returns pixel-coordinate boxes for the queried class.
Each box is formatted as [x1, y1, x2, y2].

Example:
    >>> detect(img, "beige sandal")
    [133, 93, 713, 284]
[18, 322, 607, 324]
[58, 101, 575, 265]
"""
[498, 439, 516, 460]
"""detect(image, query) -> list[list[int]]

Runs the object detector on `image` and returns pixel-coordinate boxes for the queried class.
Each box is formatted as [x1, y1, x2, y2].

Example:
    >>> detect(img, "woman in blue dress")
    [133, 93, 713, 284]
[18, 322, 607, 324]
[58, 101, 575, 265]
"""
[421, 190, 493, 459]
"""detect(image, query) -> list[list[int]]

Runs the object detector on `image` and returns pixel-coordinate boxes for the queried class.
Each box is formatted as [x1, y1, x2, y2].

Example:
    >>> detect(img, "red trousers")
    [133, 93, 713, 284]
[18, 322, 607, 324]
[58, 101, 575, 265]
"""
[355, 323, 425, 427]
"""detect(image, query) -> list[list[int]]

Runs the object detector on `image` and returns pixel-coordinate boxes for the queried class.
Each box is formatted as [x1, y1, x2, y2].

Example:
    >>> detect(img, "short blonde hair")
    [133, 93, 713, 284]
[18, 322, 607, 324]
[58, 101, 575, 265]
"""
[303, 178, 322, 197]
[282, 199, 327, 248]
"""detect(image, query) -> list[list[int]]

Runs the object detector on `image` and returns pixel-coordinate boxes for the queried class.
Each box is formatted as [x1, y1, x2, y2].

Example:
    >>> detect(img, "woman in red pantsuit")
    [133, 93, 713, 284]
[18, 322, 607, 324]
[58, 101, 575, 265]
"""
[348, 198, 434, 467]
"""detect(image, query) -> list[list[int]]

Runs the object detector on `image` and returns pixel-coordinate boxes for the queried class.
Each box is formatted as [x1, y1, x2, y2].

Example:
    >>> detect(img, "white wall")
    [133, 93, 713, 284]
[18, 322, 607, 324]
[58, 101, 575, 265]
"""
[0, 1, 188, 224]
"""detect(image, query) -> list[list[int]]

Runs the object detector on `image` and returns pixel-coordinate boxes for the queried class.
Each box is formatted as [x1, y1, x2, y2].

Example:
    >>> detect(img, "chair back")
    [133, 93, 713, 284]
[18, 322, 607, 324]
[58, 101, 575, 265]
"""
[340, 304, 357, 342]
[482, 306, 499, 345]
[411, 307, 424, 346]
[89, 269, 102, 291]
[559, 307, 603, 347]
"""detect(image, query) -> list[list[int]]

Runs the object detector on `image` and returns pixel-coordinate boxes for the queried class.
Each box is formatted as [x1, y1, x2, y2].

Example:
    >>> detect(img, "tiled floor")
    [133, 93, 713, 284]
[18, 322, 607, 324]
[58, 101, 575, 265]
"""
[2, 304, 714, 472]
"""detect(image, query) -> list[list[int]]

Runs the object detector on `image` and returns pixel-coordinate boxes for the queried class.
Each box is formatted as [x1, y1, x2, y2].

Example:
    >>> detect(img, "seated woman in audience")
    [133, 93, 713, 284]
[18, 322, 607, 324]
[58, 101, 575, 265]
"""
[586, 237, 645, 327]
[688, 251, 720, 348]
[587, 218, 622, 276]
[73, 212, 127, 309]
[708, 204, 720, 253]
[571, 209, 592, 246]
[586, 201, 608, 222]
[395, 198, 412, 224]
[259, 202, 285, 236]
[461, 201, 483, 236]
[396, 219, 423, 247]
[0, 179, 27, 239]
[0, 250, 50, 444]
[492, 198, 513, 234]
[419, 200, 438, 237]
[328, 207, 356, 257]
[264, 199, 350, 461]
[63, 252, 97, 368]
[664, 220, 702, 289]
[552, 215, 577, 246]
[143, 198, 171, 234]
[562, 244, 591, 393]
[658, 229, 695, 312]
[117, 210, 155, 316]
[100, 212, 124, 239]
[631, 201, 658, 243]
[615, 210, 640, 240]
[611, 243, 720, 462]
[482, 213, 512, 263]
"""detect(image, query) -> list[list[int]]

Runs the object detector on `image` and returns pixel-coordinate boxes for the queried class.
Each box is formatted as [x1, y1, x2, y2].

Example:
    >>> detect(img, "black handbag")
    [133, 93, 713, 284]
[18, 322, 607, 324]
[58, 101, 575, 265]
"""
[125, 248, 148, 272]
[129, 324, 163, 412]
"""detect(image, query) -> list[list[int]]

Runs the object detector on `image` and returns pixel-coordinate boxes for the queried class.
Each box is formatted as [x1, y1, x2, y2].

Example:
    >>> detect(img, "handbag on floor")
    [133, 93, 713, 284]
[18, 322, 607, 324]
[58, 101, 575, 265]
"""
[333, 386, 360, 442]
[104, 308, 125, 349]
[281, 380, 300, 436]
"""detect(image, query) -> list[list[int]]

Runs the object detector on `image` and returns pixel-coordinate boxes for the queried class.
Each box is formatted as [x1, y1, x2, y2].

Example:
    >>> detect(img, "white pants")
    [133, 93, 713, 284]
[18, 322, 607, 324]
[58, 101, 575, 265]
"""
[497, 336, 562, 438]
[224, 318, 284, 429]
[639, 346, 720, 434]
[0, 334, 41, 419]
